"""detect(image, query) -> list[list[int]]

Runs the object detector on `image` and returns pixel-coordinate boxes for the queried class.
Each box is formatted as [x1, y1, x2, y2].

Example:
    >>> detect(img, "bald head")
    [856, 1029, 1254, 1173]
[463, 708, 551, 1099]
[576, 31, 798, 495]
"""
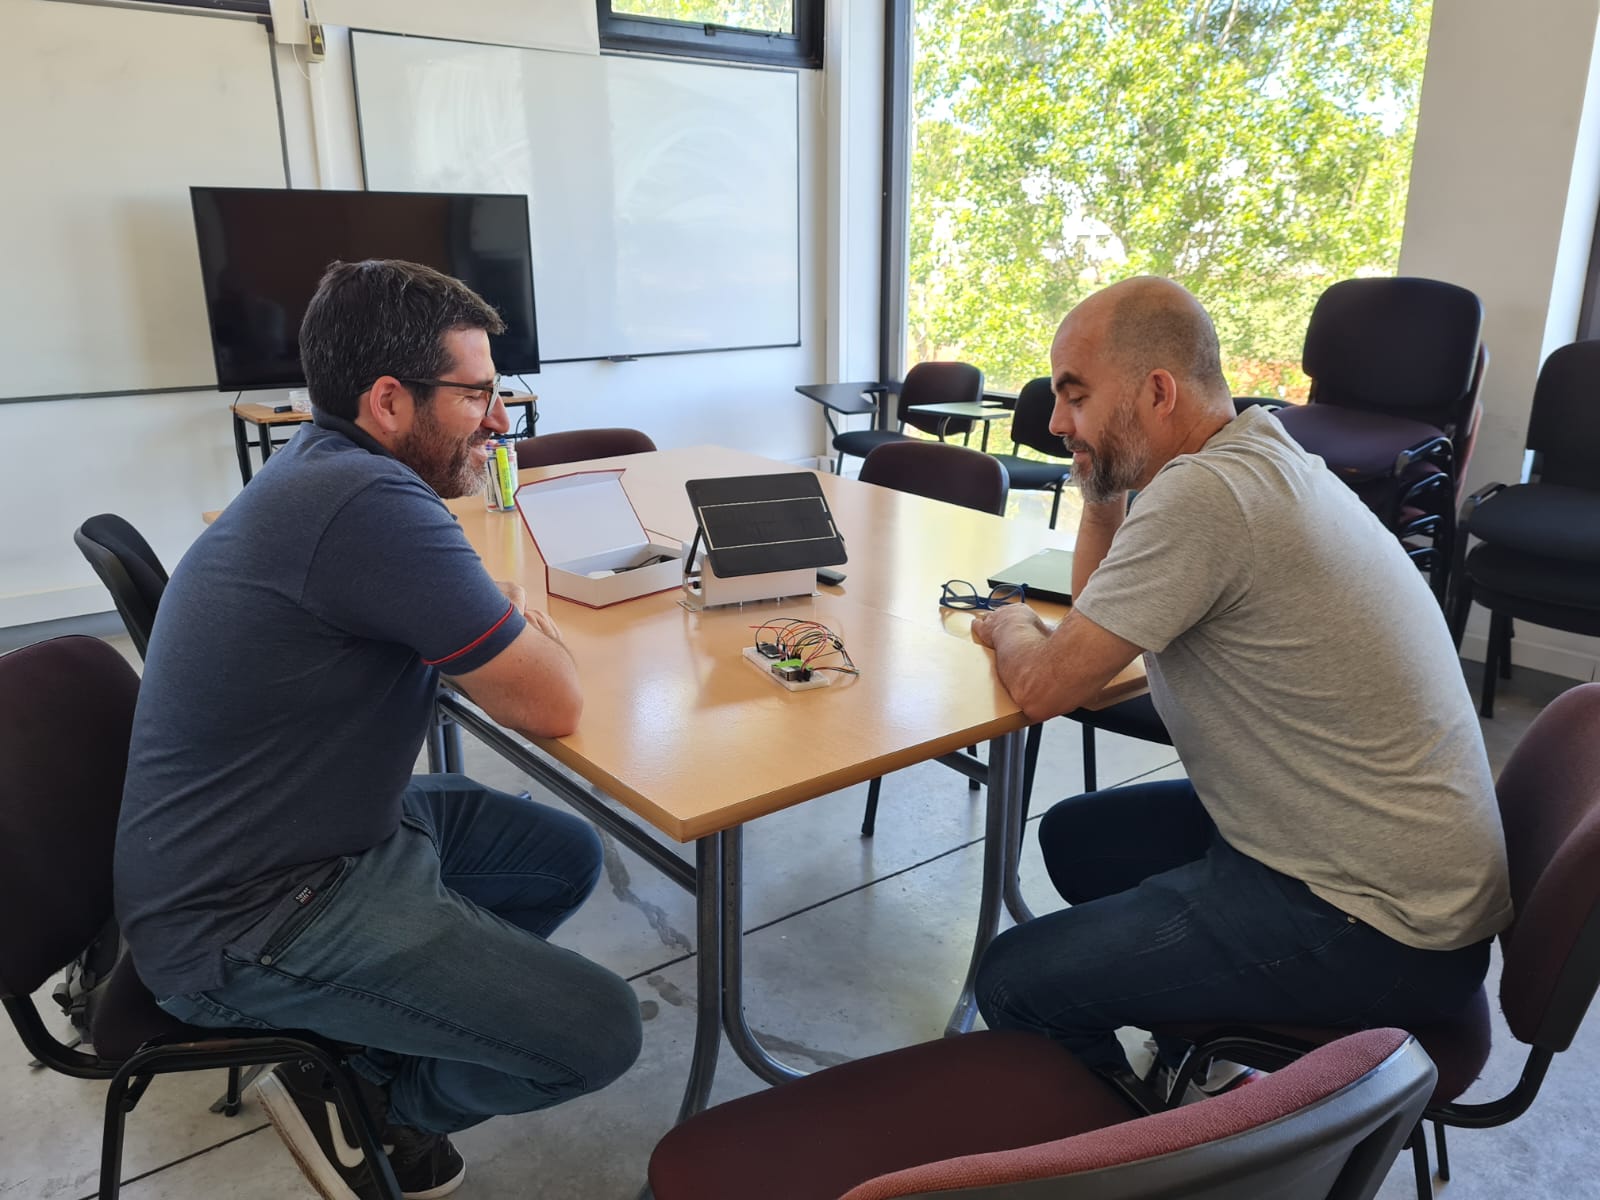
[1055, 277, 1230, 407]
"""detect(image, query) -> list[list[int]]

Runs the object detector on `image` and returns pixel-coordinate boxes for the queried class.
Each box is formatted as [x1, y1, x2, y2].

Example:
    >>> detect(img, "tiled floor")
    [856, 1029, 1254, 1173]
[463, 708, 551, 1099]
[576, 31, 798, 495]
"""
[1, 635, 1591, 1199]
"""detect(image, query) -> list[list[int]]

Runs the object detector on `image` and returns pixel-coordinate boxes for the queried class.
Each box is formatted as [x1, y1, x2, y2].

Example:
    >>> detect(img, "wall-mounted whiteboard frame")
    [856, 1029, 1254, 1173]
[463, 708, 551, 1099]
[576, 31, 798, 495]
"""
[1, 1, 286, 404]
[351, 30, 802, 364]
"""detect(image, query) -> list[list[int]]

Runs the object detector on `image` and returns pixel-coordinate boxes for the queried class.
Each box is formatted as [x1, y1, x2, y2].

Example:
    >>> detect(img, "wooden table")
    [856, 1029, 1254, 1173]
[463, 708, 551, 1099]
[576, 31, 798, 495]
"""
[434, 444, 1144, 1122]
[230, 402, 312, 485]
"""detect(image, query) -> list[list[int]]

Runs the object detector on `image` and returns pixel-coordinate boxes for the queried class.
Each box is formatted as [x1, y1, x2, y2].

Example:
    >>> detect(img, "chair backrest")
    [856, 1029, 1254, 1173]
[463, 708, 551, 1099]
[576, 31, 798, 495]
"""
[1526, 340, 1600, 491]
[859, 440, 1009, 516]
[845, 1029, 1434, 1200]
[515, 427, 657, 470]
[73, 514, 169, 660]
[898, 361, 985, 438]
[1008, 377, 1069, 458]
[1493, 682, 1600, 1051]
[1302, 276, 1484, 435]
[0, 637, 138, 1003]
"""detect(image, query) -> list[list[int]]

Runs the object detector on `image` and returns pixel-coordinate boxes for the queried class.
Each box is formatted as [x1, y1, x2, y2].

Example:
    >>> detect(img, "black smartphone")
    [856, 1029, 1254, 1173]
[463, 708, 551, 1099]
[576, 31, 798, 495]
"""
[816, 567, 846, 586]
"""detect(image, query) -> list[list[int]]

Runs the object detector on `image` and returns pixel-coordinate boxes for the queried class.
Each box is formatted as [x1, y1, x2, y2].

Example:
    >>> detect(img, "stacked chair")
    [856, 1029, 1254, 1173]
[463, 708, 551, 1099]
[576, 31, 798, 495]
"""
[1275, 277, 1487, 603]
[987, 376, 1074, 528]
[1449, 340, 1600, 716]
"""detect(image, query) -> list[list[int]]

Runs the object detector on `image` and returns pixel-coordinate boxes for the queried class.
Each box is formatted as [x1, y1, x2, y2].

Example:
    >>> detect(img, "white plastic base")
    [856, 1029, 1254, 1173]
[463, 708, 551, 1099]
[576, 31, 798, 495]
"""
[741, 645, 834, 691]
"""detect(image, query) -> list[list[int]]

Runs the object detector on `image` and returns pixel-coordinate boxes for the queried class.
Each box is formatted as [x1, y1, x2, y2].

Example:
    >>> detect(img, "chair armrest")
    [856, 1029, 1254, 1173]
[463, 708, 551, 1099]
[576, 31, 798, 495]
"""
[1394, 434, 1452, 476]
[1458, 481, 1507, 529]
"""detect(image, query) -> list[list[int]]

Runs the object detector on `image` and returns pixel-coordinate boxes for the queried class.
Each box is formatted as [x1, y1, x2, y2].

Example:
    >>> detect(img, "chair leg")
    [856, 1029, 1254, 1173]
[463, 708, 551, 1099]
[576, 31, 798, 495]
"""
[1480, 611, 1505, 719]
[1499, 619, 1514, 680]
[1447, 575, 1472, 650]
[861, 776, 883, 837]
[1409, 1123, 1434, 1199]
[1048, 486, 1063, 530]
[965, 745, 981, 792]
[99, 1071, 137, 1199]
[834, 450, 844, 475]
[1082, 722, 1098, 793]
[1021, 723, 1043, 836]
[1433, 1121, 1450, 1181]
[224, 1065, 242, 1116]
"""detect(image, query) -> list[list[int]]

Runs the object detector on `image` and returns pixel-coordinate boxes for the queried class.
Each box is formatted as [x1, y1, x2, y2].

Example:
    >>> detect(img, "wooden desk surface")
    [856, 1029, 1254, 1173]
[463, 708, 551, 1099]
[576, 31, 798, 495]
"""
[449, 445, 1145, 841]
[232, 402, 314, 427]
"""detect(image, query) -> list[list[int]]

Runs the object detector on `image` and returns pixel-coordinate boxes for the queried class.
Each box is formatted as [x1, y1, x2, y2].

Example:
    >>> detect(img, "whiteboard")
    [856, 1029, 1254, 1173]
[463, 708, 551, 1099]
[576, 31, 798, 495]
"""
[352, 32, 801, 362]
[1, 2, 285, 401]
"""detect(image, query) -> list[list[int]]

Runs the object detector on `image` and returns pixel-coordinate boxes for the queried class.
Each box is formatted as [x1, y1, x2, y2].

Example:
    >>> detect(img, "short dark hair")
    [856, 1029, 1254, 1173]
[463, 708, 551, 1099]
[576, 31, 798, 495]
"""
[298, 260, 506, 420]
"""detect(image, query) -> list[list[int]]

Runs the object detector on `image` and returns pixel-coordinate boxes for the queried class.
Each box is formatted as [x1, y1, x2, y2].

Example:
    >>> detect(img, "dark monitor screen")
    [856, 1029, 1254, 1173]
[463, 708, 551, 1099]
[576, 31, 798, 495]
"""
[190, 187, 539, 391]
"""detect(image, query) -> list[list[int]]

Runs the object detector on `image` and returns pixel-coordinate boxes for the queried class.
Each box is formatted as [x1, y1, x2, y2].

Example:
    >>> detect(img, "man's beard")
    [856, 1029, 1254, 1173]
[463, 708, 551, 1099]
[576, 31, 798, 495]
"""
[1069, 397, 1149, 504]
[396, 405, 489, 499]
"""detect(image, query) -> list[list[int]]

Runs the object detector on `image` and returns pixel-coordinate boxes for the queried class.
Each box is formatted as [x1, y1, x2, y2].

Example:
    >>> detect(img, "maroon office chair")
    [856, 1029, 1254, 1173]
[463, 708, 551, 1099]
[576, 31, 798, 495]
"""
[856, 439, 1010, 836]
[649, 1027, 1434, 1200]
[0, 637, 401, 1200]
[515, 426, 656, 469]
[1148, 681, 1600, 1199]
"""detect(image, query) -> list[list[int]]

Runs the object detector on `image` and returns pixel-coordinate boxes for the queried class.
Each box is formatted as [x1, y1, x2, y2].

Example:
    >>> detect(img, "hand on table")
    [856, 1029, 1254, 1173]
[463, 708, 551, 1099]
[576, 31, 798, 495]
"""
[970, 603, 1048, 649]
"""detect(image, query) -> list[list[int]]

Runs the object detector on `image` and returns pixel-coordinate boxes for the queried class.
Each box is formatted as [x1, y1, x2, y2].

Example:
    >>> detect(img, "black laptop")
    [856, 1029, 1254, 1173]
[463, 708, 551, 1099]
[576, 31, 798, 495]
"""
[988, 548, 1075, 606]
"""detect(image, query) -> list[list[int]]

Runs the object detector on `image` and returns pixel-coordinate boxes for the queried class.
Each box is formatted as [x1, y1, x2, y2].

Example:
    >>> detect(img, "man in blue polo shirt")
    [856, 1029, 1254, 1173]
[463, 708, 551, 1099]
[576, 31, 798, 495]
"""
[115, 260, 641, 1200]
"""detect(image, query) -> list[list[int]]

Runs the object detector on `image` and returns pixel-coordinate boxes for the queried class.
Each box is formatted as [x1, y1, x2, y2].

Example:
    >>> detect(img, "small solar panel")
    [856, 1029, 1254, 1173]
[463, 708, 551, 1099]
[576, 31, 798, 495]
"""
[685, 474, 848, 578]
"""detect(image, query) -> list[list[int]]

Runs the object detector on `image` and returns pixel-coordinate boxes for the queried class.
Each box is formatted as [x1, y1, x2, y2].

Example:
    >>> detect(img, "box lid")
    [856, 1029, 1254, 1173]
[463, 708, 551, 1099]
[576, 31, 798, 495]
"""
[515, 469, 650, 566]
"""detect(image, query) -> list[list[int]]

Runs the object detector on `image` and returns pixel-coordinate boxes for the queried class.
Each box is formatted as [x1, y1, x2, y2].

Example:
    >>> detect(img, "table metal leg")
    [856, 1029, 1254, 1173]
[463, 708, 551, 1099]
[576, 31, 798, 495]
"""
[720, 827, 805, 1086]
[677, 836, 724, 1123]
[945, 729, 1017, 1036]
[232, 413, 253, 485]
[1000, 732, 1036, 925]
[257, 421, 274, 465]
[980, 422, 991, 453]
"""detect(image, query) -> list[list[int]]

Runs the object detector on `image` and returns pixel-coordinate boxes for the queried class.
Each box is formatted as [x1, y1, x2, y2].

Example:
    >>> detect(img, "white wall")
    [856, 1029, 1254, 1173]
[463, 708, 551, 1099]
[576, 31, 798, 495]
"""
[0, 1, 865, 630]
[1398, 0, 1600, 682]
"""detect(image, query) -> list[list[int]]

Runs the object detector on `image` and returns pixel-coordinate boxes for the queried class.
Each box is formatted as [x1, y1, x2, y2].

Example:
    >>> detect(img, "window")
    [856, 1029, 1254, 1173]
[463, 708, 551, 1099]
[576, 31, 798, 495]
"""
[899, 0, 1434, 400]
[597, 0, 822, 68]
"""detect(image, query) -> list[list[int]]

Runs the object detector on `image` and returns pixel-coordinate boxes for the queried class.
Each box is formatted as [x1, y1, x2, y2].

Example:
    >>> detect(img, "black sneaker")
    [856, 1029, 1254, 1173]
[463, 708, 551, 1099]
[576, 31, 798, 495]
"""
[253, 1060, 383, 1200]
[385, 1124, 467, 1199]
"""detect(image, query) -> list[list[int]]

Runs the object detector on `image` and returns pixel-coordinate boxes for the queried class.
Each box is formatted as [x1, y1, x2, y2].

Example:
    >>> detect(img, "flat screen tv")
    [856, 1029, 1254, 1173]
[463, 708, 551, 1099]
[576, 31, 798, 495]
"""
[190, 187, 539, 391]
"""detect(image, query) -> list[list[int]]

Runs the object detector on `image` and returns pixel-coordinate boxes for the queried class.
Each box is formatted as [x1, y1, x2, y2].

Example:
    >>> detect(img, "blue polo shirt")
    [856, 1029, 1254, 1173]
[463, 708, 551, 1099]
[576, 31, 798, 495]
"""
[115, 414, 525, 997]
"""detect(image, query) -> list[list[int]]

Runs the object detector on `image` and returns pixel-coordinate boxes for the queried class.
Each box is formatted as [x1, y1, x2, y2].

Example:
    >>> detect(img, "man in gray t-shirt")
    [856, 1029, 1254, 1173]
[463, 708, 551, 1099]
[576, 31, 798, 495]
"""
[972, 276, 1509, 1094]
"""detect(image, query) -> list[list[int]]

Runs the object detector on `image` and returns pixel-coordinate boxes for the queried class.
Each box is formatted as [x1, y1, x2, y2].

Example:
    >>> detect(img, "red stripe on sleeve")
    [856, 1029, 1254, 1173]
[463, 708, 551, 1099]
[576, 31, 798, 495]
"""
[423, 601, 517, 667]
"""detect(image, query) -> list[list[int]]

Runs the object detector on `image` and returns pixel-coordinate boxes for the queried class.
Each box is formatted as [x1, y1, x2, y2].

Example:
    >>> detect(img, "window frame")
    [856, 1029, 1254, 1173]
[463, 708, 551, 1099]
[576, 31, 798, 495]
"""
[596, 0, 822, 69]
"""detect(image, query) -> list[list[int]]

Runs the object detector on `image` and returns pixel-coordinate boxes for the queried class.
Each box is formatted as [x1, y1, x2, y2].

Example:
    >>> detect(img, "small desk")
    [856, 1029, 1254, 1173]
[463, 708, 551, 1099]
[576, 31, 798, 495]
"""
[907, 400, 1013, 452]
[229, 395, 539, 485]
[230, 403, 312, 485]
[796, 381, 890, 438]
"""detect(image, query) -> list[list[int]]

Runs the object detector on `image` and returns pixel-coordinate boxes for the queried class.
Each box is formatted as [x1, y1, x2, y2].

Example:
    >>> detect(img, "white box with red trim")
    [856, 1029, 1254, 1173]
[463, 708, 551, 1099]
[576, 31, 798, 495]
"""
[514, 469, 684, 608]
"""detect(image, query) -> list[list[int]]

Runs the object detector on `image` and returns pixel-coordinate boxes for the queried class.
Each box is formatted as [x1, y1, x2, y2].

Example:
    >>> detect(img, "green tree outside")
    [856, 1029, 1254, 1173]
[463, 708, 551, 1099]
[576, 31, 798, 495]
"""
[611, 0, 794, 31]
[909, 0, 1433, 400]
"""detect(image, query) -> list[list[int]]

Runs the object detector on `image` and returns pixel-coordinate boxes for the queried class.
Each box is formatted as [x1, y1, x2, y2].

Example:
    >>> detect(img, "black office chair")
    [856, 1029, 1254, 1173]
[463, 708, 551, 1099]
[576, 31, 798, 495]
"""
[1274, 277, 1486, 603]
[1449, 340, 1600, 717]
[856, 440, 1010, 836]
[832, 361, 985, 475]
[515, 427, 657, 469]
[988, 377, 1073, 528]
[0, 636, 402, 1200]
[73, 515, 169, 661]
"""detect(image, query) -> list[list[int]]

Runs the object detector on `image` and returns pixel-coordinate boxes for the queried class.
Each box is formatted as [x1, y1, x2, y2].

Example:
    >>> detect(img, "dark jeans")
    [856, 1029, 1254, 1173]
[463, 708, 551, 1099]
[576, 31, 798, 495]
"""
[159, 775, 642, 1133]
[976, 780, 1490, 1074]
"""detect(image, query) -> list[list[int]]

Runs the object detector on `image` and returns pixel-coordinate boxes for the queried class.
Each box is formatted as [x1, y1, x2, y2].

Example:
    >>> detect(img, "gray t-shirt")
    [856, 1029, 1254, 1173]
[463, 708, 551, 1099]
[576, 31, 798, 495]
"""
[115, 415, 526, 997]
[1074, 405, 1511, 951]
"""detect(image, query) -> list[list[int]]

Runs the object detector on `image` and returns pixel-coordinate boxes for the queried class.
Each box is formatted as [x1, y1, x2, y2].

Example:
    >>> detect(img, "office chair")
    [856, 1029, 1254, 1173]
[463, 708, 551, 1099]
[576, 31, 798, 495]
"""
[0, 636, 403, 1199]
[515, 427, 657, 470]
[1147, 681, 1600, 1200]
[832, 361, 985, 475]
[1449, 340, 1600, 717]
[649, 1026, 1434, 1200]
[987, 377, 1073, 528]
[73, 515, 169, 660]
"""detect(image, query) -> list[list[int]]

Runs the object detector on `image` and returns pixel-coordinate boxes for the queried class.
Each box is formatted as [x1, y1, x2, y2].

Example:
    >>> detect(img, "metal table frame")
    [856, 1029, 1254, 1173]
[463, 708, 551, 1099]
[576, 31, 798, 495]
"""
[430, 690, 1035, 1125]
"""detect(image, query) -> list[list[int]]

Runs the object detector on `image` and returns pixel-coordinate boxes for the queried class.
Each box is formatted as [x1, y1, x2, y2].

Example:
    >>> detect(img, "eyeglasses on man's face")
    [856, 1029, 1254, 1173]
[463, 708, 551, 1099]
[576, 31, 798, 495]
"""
[388, 375, 503, 416]
[939, 580, 1027, 611]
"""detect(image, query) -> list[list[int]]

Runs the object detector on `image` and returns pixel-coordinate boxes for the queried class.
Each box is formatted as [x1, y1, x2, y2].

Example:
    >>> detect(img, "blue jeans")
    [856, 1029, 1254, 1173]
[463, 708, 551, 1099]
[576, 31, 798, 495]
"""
[976, 780, 1490, 1074]
[158, 775, 642, 1134]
